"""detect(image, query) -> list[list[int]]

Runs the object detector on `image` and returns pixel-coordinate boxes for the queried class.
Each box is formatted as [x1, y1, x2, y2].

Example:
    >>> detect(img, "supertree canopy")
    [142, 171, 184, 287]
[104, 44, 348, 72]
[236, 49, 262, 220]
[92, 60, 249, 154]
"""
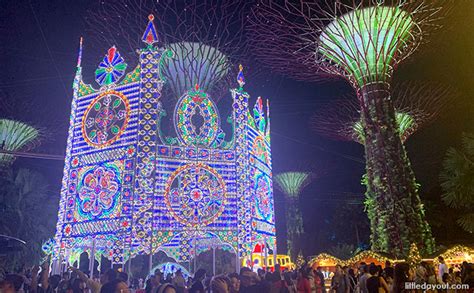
[250, 0, 448, 257]
[311, 82, 452, 144]
[318, 6, 415, 88]
[162, 42, 230, 99]
[0, 119, 39, 166]
[274, 172, 312, 259]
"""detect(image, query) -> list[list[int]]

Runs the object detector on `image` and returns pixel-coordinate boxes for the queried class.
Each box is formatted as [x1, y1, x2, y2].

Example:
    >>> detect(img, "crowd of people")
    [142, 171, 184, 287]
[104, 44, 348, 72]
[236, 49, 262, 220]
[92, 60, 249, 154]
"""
[1, 256, 474, 293]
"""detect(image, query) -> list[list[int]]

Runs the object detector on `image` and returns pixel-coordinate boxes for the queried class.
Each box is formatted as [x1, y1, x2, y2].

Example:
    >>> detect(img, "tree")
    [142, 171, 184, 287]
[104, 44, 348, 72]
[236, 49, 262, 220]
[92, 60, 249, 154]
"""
[274, 172, 312, 260]
[0, 168, 57, 271]
[439, 133, 474, 233]
[249, 0, 448, 257]
[0, 119, 39, 167]
[327, 244, 361, 260]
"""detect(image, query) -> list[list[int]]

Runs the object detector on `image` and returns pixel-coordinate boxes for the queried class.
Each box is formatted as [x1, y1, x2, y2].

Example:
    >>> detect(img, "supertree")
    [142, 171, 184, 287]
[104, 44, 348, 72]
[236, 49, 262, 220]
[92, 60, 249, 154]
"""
[311, 82, 453, 144]
[0, 119, 39, 167]
[274, 172, 312, 260]
[250, 0, 449, 256]
[84, 0, 253, 101]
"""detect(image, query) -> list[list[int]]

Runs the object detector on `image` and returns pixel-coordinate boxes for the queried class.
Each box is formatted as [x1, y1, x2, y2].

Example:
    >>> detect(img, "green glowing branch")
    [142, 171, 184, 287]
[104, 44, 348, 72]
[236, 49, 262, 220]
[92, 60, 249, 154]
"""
[0, 119, 39, 165]
[274, 172, 312, 198]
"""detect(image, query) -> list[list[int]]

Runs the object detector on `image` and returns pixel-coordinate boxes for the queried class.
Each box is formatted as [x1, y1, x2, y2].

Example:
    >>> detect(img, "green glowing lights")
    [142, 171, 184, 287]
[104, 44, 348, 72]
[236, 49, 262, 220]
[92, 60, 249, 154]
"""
[353, 111, 416, 143]
[0, 119, 39, 165]
[163, 42, 230, 97]
[319, 6, 414, 86]
[274, 172, 312, 197]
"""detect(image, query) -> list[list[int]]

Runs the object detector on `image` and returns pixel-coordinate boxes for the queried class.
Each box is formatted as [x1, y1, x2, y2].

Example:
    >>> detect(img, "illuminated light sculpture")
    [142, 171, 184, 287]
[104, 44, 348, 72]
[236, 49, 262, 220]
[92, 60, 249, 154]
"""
[250, 0, 448, 257]
[52, 17, 275, 271]
[0, 119, 39, 166]
[311, 82, 453, 144]
[274, 172, 312, 260]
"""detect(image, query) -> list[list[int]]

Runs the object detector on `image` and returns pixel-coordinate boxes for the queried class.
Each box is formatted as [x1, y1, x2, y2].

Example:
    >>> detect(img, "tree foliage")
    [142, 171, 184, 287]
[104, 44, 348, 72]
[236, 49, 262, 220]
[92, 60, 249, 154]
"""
[440, 133, 474, 233]
[0, 168, 57, 271]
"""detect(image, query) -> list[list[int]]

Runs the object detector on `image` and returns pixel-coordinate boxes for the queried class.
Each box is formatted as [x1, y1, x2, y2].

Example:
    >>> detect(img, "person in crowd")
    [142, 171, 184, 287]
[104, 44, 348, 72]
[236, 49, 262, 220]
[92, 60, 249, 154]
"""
[296, 268, 311, 293]
[437, 256, 448, 283]
[152, 283, 177, 293]
[118, 272, 129, 285]
[228, 273, 240, 293]
[209, 275, 231, 293]
[239, 267, 261, 293]
[57, 272, 71, 293]
[383, 261, 394, 282]
[0, 278, 16, 293]
[315, 267, 326, 293]
[463, 263, 474, 288]
[415, 261, 428, 283]
[100, 278, 130, 293]
[392, 262, 410, 293]
[70, 278, 88, 293]
[172, 269, 186, 293]
[330, 265, 347, 293]
[70, 266, 117, 293]
[2, 274, 24, 293]
[442, 272, 451, 285]
[347, 268, 357, 293]
[189, 269, 206, 293]
[358, 264, 370, 293]
[366, 264, 389, 293]
[145, 278, 154, 293]
[257, 269, 266, 281]
[283, 272, 297, 293]
[269, 270, 289, 293]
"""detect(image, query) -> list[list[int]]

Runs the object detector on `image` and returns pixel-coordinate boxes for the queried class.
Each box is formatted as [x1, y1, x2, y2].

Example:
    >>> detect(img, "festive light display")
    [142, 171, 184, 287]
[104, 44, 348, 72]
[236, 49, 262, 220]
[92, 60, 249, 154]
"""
[0, 119, 39, 165]
[152, 262, 191, 280]
[309, 250, 400, 268]
[250, 0, 448, 257]
[52, 16, 275, 269]
[274, 172, 312, 260]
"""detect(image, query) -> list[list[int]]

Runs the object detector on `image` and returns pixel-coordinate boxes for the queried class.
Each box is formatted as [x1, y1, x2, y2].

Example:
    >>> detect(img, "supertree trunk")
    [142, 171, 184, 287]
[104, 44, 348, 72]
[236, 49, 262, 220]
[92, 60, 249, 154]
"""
[359, 83, 434, 256]
[285, 196, 304, 261]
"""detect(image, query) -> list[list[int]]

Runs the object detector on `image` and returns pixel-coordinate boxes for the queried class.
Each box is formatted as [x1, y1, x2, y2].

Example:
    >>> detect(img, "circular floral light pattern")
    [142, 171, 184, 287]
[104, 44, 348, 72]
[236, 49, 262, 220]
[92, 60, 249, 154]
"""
[254, 172, 272, 221]
[75, 163, 122, 220]
[165, 163, 226, 227]
[174, 93, 220, 147]
[82, 91, 130, 148]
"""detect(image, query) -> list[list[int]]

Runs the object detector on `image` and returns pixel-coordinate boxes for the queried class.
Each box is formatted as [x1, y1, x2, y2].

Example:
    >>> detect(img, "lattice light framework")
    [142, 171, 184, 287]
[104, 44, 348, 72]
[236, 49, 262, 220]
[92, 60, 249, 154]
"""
[0, 119, 39, 165]
[53, 15, 275, 267]
[162, 42, 230, 99]
[311, 82, 453, 143]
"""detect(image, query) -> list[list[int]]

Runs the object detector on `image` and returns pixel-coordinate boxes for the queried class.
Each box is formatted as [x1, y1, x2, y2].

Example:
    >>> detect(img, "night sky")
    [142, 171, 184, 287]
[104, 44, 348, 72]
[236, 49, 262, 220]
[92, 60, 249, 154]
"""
[1, 0, 473, 255]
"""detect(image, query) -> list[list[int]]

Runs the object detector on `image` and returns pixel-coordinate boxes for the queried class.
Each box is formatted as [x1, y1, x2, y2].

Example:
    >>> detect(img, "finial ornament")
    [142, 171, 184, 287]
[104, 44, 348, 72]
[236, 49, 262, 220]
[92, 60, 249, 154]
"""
[77, 37, 83, 68]
[142, 14, 159, 45]
[95, 46, 127, 86]
[237, 64, 245, 89]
